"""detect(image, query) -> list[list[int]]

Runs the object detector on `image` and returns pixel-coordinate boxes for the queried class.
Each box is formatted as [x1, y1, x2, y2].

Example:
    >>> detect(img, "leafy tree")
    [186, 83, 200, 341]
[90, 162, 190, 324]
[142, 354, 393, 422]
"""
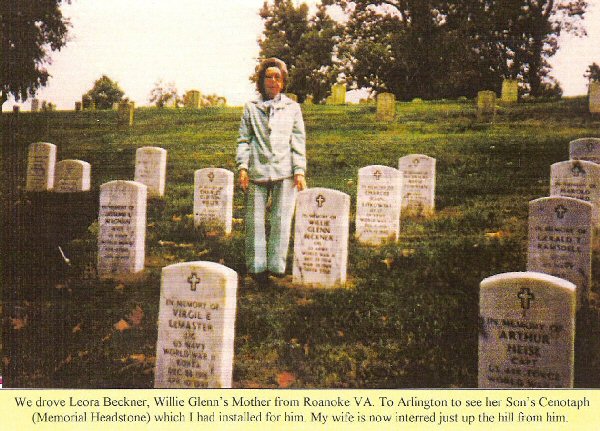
[202, 94, 227, 107]
[0, 0, 71, 112]
[326, 0, 587, 99]
[149, 80, 179, 108]
[84, 75, 125, 110]
[257, 0, 339, 102]
[585, 62, 600, 82]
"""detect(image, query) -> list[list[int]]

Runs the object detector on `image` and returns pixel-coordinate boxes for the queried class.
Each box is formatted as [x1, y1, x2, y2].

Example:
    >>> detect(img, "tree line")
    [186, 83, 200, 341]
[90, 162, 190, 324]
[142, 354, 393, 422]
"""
[257, 0, 589, 102]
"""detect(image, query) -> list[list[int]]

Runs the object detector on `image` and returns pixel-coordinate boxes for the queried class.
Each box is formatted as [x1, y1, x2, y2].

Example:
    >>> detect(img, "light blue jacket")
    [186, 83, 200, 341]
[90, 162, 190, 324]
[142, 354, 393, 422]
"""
[236, 94, 306, 182]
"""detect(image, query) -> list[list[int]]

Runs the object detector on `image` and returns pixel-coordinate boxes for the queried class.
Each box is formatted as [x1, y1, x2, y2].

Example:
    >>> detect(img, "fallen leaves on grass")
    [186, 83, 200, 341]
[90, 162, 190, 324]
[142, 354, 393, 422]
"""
[10, 317, 27, 330]
[128, 305, 144, 327]
[277, 372, 296, 388]
[115, 283, 126, 292]
[484, 231, 509, 239]
[72, 323, 82, 333]
[114, 319, 131, 332]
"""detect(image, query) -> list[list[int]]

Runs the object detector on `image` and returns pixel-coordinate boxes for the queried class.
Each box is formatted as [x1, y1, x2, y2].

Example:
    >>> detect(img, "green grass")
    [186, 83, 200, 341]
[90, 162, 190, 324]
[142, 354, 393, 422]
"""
[2, 98, 600, 388]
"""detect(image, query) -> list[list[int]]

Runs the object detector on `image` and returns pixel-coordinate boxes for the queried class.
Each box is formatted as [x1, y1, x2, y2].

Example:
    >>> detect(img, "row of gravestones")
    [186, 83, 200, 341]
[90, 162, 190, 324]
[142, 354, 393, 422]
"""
[95, 154, 437, 284]
[478, 137, 600, 389]
[26, 137, 599, 388]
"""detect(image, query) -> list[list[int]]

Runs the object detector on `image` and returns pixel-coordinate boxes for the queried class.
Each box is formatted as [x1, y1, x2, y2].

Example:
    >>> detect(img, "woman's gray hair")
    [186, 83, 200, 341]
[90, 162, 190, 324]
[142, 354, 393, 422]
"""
[256, 57, 288, 98]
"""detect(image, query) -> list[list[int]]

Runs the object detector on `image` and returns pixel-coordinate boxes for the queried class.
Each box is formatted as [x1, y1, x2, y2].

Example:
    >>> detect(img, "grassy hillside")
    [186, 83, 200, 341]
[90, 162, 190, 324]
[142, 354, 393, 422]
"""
[2, 98, 600, 388]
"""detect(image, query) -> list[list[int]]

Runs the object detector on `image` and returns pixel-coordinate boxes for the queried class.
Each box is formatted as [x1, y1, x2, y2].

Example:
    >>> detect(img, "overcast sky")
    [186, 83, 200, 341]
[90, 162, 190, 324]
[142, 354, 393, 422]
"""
[13, 0, 600, 109]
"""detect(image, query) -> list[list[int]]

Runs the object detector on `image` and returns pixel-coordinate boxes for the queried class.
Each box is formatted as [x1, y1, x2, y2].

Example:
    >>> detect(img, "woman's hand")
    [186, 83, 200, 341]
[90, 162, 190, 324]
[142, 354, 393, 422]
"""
[294, 174, 306, 191]
[239, 169, 249, 191]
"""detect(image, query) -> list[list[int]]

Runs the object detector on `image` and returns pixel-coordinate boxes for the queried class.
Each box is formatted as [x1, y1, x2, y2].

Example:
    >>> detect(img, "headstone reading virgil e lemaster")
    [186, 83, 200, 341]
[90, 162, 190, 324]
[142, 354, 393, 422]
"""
[194, 168, 234, 234]
[331, 84, 346, 105]
[154, 261, 237, 388]
[550, 160, 600, 226]
[54, 160, 91, 193]
[356, 165, 403, 245]
[31, 99, 40, 112]
[118, 101, 135, 126]
[501, 79, 518, 103]
[293, 188, 350, 287]
[134, 146, 167, 198]
[376, 92, 396, 121]
[398, 154, 436, 216]
[478, 272, 576, 388]
[477, 90, 497, 121]
[589, 81, 600, 114]
[184, 90, 201, 109]
[569, 137, 600, 164]
[25, 142, 57, 192]
[527, 196, 592, 308]
[97, 180, 147, 278]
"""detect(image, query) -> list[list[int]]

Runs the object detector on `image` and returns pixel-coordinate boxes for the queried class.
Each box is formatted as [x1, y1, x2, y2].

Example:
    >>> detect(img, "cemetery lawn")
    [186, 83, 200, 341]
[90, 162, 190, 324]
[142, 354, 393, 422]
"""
[3, 98, 600, 388]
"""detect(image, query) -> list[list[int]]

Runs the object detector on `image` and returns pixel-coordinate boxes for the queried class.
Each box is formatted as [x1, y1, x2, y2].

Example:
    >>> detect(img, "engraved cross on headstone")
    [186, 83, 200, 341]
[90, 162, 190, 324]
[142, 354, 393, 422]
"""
[517, 287, 534, 310]
[316, 194, 326, 208]
[412, 159, 420, 167]
[571, 162, 586, 177]
[373, 170, 382, 180]
[187, 272, 200, 291]
[208, 172, 215, 182]
[555, 205, 568, 219]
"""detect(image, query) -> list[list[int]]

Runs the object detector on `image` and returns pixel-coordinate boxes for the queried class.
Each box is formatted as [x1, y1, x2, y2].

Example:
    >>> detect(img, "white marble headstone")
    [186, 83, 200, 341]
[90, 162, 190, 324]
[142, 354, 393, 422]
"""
[590, 81, 600, 114]
[356, 165, 403, 245]
[331, 84, 346, 105]
[97, 180, 147, 278]
[376, 93, 396, 121]
[568, 137, 600, 164]
[134, 146, 167, 198]
[293, 188, 350, 287]
[478, 272, 576, 388]
[398, 154, 436, 215]
[154, 261, 237, 388]
[550, 160, 600, 226]
[25, 142, 56, 191]
[527, 197, 592, 308]
[54, 160, 91, 193]
[194, 168, 234, 234]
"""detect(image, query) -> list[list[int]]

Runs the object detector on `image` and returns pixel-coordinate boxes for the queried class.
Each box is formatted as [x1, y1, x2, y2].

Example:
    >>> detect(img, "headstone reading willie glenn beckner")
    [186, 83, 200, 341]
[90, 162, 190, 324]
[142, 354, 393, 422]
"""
[154, 261, 237, 388]
[25, 142, 57, 192]
[134, 146, 167, 198]
[398, 154, 436, 216]
[54, 160, 91, 193]
[194, 168, 234, 234]
[478, 271, 576, 388]
[356, 165, 403, 245]
[527, 196, 592, 308]
[293, 188, 350, 287]
[97, 180, 147, 278]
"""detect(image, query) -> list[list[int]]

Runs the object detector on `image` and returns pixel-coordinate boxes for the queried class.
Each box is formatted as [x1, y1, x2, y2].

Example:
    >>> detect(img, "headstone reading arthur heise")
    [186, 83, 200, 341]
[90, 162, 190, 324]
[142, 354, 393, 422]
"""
[398, 154, 436, 216]
[568, 137, 600, 164]
[134, 146, 167, 198]
[25, 142, 57, 192]
[550, 160, 600, 226]
[194, 168, 234, 234]
[154, 261, 237, 388]
[478, 272, 576, 388]
[97, 181, 147, 278]
[356, 165, 403, 245]
[293, 188, 350, 287]
[527, 196, 592, 308]
[54, 160, 91, 193]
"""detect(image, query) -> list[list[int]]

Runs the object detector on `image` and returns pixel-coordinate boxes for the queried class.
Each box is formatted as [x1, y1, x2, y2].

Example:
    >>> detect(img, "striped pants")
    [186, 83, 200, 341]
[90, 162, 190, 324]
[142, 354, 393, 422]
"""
[245, 178, 297, 274]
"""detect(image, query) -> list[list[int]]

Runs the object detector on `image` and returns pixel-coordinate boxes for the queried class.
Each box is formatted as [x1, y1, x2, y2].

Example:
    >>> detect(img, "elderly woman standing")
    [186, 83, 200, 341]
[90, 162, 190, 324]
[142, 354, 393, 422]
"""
[236, 58, 307, 282]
